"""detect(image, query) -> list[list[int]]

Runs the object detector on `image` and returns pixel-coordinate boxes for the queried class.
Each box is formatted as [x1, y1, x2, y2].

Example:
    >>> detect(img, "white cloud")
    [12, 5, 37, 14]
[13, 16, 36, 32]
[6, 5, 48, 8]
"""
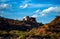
[23, 16, 26, 18]
[19, 0, 31, 9]
[19, 0, 53, 9]
[41, 14, 45, 16]
[31, 9, 40, 17]
[23, 16, 27, 20]
[0, 4, 8, 8]
[0, 3, 14, 14]
[19, 3, 53, 9]
[31, 6, 60, 17]
[0, 3, 12, 9]
[31, 14, 38, 18]
[35, 9, 40, 13]
[40, 7, 60, 15]
[19, 4, 28, 9]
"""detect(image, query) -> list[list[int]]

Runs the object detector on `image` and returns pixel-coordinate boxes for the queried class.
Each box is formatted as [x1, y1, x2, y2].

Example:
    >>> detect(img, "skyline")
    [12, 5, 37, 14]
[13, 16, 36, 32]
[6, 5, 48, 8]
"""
[0, 0, 60, 24]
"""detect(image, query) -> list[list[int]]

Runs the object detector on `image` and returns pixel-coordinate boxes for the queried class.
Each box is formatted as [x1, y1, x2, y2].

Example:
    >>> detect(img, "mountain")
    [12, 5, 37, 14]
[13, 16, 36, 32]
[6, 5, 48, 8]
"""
[33, 16, 60, 34]
[46, 16, 60, 33]
[49, 16, 60, 25]
[0, 16, 60, 39]
[0, 16, 43, 31]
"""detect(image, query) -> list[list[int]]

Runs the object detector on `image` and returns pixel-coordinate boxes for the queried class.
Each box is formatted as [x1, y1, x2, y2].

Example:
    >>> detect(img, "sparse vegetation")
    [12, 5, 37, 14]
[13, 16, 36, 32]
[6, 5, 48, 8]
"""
[0, 16, 60, 39]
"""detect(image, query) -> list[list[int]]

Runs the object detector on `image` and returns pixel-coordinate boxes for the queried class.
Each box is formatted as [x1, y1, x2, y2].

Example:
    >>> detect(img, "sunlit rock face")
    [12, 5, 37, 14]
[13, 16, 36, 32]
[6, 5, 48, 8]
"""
[36, 16, 60, 34]
[45, 16, 60, 33]
[50, 16, 60, 25]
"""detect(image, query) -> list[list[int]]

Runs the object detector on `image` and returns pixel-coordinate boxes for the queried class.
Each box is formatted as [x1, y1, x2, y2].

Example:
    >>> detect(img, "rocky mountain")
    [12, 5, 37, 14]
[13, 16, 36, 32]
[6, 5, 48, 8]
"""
[49, 16, 60, 25]
[46, 16, 60, 33]
[33, 16, 60, 34]
[0, 16, 60, 39]
[0, 16, 43, 31]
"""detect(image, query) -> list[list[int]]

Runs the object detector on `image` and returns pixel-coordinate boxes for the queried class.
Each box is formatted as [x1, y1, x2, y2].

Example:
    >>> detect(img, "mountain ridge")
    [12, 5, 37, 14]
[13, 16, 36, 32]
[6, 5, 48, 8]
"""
[0, 16, 43, 31]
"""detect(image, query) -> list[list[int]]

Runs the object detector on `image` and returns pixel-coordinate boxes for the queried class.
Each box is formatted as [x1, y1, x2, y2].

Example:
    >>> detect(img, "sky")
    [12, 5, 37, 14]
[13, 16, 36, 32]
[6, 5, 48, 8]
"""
[0, 0, 60, 24]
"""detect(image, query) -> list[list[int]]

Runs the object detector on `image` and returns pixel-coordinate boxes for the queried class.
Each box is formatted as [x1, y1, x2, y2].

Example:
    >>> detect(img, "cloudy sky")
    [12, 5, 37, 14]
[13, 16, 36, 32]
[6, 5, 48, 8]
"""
[0, 0, 60, 24]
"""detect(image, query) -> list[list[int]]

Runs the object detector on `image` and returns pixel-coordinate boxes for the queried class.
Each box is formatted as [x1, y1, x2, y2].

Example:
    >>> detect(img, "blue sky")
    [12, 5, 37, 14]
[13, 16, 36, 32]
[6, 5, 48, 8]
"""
[0, 0, 60, 24]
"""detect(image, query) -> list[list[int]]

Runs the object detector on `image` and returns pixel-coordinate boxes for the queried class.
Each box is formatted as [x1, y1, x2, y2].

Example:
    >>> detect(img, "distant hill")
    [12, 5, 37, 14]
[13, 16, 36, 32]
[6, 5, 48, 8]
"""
[0, 16, 43, 31]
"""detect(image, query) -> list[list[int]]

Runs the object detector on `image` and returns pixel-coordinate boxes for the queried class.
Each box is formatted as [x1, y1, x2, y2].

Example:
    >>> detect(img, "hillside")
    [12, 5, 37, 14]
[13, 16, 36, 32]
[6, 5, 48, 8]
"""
[38, 16, 60, 33]
[37, 16, 60, 34]
[49, 16, 60, 25]
[25, 16, 60, 39]
[0, 16, 60, 39]
[47, 16, 60, 33]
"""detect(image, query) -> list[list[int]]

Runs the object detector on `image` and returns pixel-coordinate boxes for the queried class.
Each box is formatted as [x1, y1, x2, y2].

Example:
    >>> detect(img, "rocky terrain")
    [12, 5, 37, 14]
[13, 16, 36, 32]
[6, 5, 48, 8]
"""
[0, 16, 60, 39]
